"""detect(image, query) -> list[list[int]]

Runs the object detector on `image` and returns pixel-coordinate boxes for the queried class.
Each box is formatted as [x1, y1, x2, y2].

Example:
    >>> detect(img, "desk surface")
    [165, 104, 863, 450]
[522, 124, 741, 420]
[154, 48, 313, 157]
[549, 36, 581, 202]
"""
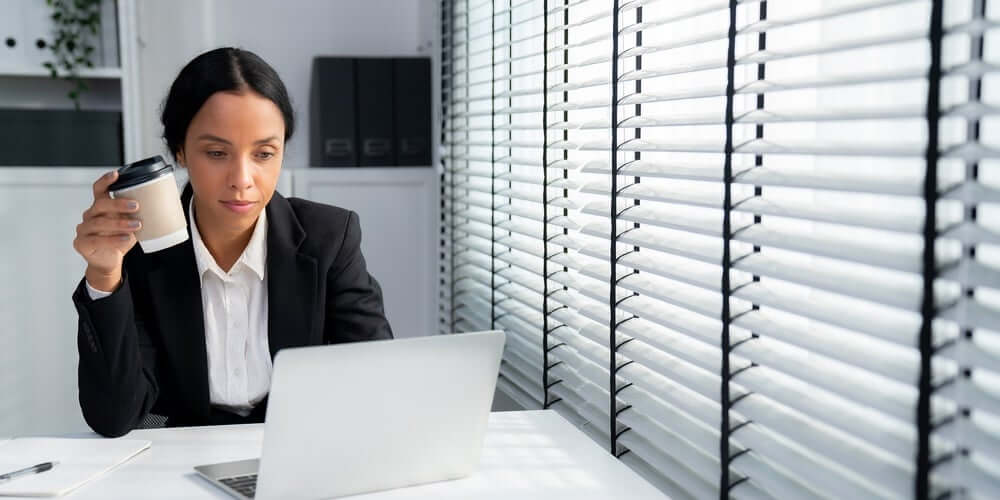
[10, 410, 667, 499]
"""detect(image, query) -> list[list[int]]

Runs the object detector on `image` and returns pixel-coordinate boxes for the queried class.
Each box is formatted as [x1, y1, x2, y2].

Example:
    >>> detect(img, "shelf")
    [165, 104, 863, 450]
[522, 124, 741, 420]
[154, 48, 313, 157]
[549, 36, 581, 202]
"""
[304, 165, 435, 169]
[0, 65, 122, 79]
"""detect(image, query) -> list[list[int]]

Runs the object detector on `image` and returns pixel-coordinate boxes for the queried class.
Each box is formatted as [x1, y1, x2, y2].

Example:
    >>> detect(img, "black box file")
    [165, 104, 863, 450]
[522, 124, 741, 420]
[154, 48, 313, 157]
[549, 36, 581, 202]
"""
[309, 56, 431, 167]
[310, 58, 357, 166]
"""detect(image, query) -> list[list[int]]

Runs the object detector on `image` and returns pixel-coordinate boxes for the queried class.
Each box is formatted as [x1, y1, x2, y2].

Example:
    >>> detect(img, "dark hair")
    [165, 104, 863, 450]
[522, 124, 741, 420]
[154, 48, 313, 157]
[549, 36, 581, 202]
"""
[161, 47, 295, 160]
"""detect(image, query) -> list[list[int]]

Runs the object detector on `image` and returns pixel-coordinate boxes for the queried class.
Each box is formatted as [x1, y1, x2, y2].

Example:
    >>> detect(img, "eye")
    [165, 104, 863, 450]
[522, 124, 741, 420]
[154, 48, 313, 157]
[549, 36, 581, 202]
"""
[206, 150, 226, 159]
[257, 151, 275, 160]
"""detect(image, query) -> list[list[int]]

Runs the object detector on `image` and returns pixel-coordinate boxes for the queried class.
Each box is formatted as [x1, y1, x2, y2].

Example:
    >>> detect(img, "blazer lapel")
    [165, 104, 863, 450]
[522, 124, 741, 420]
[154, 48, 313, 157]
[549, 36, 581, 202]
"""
[266, 191, 318, 358]
[142, 186, 317, 419]
[146, 184, 210, 419]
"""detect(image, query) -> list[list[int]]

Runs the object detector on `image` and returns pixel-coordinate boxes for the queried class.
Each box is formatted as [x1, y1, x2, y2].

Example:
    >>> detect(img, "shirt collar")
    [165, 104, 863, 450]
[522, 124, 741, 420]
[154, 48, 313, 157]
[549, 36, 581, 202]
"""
[189, 196, 267, 281]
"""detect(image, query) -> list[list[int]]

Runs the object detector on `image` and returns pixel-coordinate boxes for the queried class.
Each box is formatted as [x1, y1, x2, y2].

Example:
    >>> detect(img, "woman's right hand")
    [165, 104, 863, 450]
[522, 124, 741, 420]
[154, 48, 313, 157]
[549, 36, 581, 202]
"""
[73, 170, 142, 292]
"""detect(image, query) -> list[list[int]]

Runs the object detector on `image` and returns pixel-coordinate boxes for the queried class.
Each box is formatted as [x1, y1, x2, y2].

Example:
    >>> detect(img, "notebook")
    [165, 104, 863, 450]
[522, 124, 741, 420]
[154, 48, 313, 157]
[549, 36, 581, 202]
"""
[0, 437, 150, 497]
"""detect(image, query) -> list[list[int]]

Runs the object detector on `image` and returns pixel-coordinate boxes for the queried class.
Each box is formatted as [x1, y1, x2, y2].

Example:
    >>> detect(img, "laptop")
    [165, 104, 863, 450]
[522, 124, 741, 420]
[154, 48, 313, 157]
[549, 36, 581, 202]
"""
[193, 330, 505, 500]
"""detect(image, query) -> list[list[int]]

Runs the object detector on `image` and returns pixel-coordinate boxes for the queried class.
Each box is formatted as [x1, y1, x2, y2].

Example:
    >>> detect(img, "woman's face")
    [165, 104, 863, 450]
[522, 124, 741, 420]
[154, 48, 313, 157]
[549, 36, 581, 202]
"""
[176, 89, 285, 236]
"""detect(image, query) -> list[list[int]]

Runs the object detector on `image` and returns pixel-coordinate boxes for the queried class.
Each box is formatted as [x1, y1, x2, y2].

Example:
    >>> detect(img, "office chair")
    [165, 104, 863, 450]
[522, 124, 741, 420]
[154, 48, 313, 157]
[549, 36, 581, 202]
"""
[137, 412, 167, 429]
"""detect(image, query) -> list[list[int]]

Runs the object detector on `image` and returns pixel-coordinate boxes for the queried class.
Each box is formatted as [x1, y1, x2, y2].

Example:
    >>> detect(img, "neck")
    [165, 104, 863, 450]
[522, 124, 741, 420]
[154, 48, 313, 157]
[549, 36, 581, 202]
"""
[192, 196, 256, 273]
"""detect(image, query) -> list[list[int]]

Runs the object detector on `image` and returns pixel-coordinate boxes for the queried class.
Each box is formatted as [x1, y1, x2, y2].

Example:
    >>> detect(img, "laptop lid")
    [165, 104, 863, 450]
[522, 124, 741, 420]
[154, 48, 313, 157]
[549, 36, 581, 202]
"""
[254, 330, 505, 500]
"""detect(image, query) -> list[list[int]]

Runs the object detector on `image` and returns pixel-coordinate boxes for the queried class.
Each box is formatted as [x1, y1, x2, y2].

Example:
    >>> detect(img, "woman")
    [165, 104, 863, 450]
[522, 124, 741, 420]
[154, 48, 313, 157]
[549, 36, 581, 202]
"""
[71, 48, 393, 438]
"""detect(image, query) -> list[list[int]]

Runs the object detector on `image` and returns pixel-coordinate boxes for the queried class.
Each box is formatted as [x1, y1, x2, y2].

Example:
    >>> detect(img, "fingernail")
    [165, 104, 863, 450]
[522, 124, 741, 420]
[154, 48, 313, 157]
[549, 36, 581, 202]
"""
[128, 220, 141, 228]
[126, 201, 138, 210]
[105, 171, 116, 179]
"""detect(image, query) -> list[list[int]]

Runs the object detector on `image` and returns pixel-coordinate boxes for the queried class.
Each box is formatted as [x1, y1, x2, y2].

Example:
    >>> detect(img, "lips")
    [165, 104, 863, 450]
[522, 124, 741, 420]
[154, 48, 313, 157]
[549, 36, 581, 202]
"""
[220, 200, 258, 214]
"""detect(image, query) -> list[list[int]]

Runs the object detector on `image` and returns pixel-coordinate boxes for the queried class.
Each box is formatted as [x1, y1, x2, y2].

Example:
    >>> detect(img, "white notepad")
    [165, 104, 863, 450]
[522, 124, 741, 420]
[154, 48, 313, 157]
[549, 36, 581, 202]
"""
[0, 437, 150, 497]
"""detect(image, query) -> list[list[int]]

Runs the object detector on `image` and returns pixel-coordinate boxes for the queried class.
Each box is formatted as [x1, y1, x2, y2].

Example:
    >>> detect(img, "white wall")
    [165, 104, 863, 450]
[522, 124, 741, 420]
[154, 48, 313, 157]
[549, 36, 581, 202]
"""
[133, 0, 438, 168]
[131, 0, 218, 162]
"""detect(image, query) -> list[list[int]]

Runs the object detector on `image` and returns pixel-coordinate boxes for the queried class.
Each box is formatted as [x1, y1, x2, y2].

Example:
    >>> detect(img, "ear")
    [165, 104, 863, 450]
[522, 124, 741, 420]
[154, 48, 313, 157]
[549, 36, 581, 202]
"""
[175, 149, 186, 168]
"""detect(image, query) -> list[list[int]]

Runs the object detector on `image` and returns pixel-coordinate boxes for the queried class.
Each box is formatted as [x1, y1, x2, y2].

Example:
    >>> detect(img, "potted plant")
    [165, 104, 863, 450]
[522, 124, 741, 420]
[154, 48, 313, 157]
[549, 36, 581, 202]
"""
[42, 0, 102, 110]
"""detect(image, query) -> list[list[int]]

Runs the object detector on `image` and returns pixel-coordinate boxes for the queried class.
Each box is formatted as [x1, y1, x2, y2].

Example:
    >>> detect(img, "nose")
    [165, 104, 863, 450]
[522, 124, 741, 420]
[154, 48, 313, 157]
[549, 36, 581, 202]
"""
[228, 155, 254, 191]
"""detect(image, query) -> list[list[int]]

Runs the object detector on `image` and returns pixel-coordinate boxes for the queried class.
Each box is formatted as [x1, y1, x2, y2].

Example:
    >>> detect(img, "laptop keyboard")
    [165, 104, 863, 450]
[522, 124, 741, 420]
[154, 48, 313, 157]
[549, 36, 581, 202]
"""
[220, 474, 258, 498]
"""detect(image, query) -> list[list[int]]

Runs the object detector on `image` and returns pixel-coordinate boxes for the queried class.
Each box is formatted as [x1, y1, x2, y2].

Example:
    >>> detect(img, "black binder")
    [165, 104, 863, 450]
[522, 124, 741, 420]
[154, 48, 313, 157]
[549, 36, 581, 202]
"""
[393, 58, 432, 166]
[356, 58, 395, 166]
[310, 57, 357, 166]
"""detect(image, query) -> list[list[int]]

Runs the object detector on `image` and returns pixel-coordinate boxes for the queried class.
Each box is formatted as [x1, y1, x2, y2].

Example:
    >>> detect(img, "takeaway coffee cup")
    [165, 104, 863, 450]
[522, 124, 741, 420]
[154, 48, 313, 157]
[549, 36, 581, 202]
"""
[108, 155, 188, 253]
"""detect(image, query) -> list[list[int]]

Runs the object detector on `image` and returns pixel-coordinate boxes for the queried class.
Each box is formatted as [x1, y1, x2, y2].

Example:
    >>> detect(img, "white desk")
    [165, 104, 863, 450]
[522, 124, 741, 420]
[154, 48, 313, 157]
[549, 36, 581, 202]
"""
[10, 411, 667, 499]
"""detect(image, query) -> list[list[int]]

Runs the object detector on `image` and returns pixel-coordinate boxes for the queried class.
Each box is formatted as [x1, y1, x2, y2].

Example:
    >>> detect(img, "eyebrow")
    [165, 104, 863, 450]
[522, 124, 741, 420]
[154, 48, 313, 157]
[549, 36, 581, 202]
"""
[196, 134, 280, 145]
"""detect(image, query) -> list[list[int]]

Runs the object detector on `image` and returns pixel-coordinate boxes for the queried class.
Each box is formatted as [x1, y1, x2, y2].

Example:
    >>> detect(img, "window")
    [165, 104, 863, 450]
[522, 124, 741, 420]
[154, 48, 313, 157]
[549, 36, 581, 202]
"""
[440, 1, 1000, 498]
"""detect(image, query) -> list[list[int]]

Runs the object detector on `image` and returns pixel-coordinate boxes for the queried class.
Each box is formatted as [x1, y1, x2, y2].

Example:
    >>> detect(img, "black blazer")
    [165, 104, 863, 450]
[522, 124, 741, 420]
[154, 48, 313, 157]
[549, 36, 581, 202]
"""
[72, 185, 393, 437]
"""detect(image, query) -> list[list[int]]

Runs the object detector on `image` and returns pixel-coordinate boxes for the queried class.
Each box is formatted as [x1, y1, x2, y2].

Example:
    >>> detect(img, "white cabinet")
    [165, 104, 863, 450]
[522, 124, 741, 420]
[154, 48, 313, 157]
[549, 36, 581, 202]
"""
[292, 168, 439, 339]
[0, 169, 98, 437]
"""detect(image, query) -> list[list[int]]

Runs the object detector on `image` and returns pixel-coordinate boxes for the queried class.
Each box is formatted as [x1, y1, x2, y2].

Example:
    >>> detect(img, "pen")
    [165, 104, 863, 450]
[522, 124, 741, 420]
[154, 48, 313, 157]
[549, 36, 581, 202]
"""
[0, 461, 58, 483]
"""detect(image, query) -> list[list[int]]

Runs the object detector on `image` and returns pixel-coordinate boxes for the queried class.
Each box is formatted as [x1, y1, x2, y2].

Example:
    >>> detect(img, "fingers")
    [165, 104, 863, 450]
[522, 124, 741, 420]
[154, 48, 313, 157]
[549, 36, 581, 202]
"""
[77, 215, 141, 238]
[92, 170, 119, 200]
[74, 233, 136, 255]
[78, 171, 139, 271]
[85, 197, 139, 220]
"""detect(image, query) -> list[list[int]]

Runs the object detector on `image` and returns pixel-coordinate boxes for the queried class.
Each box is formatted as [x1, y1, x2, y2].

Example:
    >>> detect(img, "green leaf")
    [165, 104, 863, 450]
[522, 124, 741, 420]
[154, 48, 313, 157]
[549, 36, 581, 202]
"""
[44, 0, 101, 105]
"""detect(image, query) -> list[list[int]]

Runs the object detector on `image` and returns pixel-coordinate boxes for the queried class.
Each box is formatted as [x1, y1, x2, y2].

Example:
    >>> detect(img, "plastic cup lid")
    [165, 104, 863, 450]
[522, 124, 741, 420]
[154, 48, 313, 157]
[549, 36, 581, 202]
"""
[109, 155, 174, 192]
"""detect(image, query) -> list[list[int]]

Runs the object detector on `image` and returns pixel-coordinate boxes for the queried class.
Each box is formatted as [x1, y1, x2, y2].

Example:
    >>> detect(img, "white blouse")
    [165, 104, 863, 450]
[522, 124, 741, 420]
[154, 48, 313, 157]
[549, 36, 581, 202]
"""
[87, 197, 271, 417]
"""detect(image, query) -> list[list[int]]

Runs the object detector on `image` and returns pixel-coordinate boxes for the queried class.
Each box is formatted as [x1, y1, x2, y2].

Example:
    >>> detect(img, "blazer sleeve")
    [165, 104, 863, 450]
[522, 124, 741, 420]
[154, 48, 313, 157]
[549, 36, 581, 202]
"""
[72, 273, 159, 437]
[324, 211, 394, 343]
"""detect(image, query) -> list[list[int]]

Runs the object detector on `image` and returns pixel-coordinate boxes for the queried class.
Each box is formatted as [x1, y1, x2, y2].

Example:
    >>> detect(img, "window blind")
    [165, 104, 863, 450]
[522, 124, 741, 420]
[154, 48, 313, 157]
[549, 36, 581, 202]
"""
[439, 0, 1000, 498]
[443, 0, 553, 409]
[931, 0, 1000, 498]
